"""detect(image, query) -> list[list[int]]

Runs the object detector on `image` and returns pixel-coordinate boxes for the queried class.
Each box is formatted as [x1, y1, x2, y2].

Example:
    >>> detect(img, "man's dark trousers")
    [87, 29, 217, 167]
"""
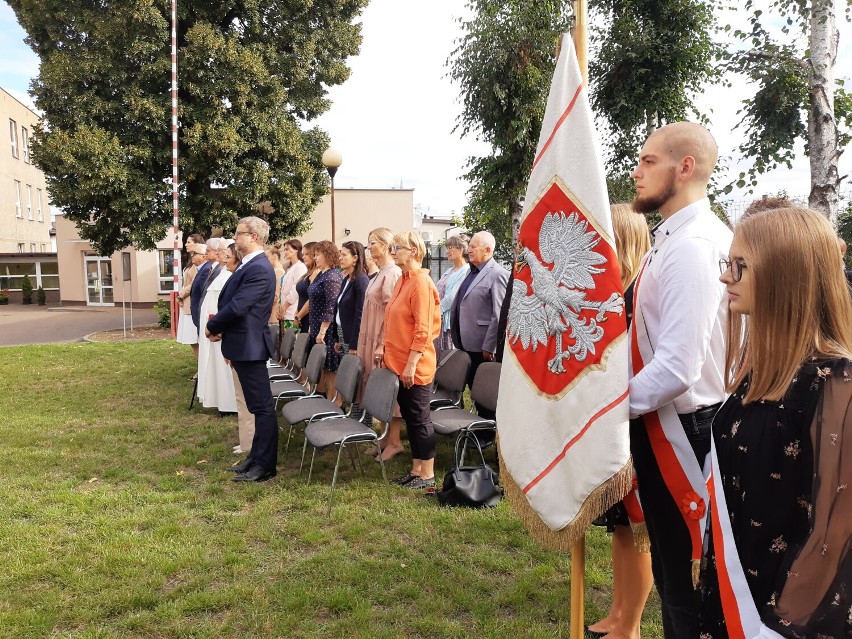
[629, 412, 713, 639]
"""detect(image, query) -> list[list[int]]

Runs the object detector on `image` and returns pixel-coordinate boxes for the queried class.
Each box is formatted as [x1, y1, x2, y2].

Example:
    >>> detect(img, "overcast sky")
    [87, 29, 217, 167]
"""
[1, 0, 850, 221]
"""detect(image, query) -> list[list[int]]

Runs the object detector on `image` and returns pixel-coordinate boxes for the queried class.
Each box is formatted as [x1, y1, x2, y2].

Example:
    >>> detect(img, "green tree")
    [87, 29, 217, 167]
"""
[721, 0, 850, 221]
[590, 0, 721, 174]
[448, 0, 573, 257]
[9, 0, 367, 255]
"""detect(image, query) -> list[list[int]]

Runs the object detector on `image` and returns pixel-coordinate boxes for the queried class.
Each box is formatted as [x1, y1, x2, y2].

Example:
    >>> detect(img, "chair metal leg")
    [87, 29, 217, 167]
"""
[299, 435, 310, 474]
[347, 444, 358, 472]
[285, 424, 294, 456]
[189, 378, 198, 410]
[327, 444, 346, 516]
[307, 448, 317, 484]
[355, 444, 365, 476]
[376, 438, 388, 483]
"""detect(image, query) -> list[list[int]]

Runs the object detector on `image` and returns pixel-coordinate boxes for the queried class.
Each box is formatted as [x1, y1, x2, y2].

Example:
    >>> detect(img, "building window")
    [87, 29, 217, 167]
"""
[9, 119, 18, 158]
[21, 127, 29, 163]
[36, 188, 43, 222]
[25, 185, 33, 220]
[14, 180, 22, 218]
[157, 249, 176, 293]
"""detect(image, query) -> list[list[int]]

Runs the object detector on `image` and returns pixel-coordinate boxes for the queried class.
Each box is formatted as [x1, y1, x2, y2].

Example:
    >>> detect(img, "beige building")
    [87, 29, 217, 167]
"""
[0, 87, 58, 303]
[1, 87, 52, 253]
[299, 188, 414, 245]
[56, 187, 416, 306]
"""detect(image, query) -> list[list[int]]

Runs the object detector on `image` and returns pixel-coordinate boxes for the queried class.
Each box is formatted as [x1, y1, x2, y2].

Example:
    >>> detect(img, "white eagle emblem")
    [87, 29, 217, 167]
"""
[508, 210, 624, 374]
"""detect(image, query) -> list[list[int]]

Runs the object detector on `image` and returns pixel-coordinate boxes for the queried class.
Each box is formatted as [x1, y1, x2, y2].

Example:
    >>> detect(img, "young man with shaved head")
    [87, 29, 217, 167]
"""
[628, 122, 732, 638]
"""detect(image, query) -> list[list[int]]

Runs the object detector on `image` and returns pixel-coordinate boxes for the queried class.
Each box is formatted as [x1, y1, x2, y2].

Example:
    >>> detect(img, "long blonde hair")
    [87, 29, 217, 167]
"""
[726, 207, 852, 403]
[611, 203, 651, 290]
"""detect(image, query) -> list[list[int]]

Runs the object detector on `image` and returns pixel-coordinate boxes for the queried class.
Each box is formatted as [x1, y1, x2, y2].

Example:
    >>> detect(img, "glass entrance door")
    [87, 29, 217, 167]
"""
[85, 256, 113, 305]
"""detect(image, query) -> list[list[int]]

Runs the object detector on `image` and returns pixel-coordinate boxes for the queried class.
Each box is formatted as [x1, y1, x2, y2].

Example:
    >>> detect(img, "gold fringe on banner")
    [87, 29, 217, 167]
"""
[500, 446, 634, 553]
[631, 521, 651, 553]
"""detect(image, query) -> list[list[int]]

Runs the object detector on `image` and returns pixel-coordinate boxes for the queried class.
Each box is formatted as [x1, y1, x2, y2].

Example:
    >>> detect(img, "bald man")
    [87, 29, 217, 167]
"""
[628, 122, 732, 638]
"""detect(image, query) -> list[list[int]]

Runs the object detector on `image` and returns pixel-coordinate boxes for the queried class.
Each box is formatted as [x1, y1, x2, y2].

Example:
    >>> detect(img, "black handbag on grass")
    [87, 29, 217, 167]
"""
[437, 430, 502, 508]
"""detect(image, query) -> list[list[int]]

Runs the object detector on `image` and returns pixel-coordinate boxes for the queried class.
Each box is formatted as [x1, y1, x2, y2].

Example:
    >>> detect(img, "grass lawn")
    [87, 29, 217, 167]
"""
[0, 340, 662, 638]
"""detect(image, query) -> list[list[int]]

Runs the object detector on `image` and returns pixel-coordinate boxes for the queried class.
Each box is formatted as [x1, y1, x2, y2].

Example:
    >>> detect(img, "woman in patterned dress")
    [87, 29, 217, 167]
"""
[700, 207, 852, 638]
[306, 240, 343, 399]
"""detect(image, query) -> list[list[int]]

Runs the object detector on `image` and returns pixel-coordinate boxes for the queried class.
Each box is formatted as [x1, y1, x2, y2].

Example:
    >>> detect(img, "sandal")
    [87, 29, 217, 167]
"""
[406, 476, 436, 490]
[392, 472, 419, 486]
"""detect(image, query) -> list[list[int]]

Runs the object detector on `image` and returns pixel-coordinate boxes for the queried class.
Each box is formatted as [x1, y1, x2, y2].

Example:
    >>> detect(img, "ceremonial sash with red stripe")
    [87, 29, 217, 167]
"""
[707, 439, 785, 639]
[630, 257, 709, 586]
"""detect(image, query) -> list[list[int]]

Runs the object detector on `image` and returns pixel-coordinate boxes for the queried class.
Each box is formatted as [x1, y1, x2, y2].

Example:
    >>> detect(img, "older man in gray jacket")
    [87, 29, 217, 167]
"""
[450, 231, 509, 419]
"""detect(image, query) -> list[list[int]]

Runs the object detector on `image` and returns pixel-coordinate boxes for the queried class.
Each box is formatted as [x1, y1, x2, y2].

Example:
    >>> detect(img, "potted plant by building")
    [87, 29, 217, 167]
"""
[0, 288, 8, 305]
[21, 274, 33, 305]
[37, 286, 46, 306]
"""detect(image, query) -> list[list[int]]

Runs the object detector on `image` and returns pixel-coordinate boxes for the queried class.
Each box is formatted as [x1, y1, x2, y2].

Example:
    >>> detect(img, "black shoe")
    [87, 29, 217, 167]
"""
[228, 458, 255, 473]
[231, 466, 276, 482]
[392, 472, 419, 486]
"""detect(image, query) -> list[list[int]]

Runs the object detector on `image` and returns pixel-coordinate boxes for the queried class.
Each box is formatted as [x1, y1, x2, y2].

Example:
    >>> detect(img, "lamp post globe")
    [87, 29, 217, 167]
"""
[322, 148, 343, 240]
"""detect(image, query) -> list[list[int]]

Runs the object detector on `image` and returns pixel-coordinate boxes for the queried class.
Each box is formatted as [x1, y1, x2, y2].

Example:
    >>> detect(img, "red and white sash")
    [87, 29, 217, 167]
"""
[630, 258, 709, 586]
[707, 439, 785, 639]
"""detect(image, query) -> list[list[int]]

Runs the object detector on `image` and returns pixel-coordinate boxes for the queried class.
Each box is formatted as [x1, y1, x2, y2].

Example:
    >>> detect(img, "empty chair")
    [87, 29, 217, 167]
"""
[269, 342, 326, 410]
[429, 349, 471, 409]
[303, 367, 399, 515]
[431, 362, 501, 461]
[268, 329, 300, 380]
[280, 353, 363, 457]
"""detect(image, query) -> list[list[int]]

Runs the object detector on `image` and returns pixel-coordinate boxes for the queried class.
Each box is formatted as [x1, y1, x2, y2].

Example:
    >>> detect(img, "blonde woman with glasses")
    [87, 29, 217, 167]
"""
[376, 231, 441, 490]
[700, 207, 852, 638]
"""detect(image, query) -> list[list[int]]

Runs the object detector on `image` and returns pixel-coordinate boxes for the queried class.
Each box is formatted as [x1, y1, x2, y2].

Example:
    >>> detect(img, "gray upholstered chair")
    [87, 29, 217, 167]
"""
[269, 342, 326, 410]
[303, 367, 399, 515]
[280, 353, 363, 457]
[429, 349, 471, 409]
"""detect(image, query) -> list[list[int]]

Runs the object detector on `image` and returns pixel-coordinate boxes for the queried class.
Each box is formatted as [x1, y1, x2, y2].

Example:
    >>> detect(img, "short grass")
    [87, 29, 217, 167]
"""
[0, 341, 662, 638]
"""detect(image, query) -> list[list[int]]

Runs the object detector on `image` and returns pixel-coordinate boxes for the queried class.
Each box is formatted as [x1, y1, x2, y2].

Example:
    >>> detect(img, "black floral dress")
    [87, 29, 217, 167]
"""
[700, 357, 852, 638]
[307, 268, 343, 372]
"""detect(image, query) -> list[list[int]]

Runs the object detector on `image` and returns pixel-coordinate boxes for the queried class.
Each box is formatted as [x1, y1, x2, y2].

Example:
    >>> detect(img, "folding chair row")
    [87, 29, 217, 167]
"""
[270, 341, 326, 411]
[280, 353, 363, 457]
[268, 330, 304, 381]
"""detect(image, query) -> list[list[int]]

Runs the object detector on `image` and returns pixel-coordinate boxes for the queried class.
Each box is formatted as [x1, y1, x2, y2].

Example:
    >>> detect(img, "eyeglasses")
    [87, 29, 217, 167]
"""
[234, 230, 255, 238]
[390, 245, 411, 253]
[719, 258, 747, 282]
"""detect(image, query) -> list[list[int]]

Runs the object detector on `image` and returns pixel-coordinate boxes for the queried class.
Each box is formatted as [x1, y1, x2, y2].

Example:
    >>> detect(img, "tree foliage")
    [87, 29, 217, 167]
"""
[448, 0, 572, 256]
[589, 0, 721, 174]
[9, 0, 367, 255]
[721, 0, 850, 220]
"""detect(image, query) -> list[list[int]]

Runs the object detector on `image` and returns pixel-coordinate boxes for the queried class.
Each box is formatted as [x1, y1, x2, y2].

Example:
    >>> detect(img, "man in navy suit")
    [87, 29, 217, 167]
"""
[206, 216, 278, 482]
[189, 243, 212, 333]
[451, 231, 509, 419]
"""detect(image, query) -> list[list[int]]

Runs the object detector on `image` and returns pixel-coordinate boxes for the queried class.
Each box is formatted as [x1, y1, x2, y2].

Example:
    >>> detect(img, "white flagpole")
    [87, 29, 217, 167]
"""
[170, 0, 180, 333]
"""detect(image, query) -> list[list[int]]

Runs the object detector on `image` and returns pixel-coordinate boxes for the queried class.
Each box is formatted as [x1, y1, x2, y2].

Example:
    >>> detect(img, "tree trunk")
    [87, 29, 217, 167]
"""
[645, 110, 658, 137]
[807, 0, 840, 222]
[510, 196, 523, 259]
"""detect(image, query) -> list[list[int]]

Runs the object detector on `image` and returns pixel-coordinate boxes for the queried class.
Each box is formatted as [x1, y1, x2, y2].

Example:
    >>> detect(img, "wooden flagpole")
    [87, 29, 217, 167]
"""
[569, 8, 588, 639]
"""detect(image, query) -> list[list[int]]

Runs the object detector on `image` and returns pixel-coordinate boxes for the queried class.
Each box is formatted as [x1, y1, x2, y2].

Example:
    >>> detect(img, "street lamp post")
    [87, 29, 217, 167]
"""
[322, 148, 343, 241]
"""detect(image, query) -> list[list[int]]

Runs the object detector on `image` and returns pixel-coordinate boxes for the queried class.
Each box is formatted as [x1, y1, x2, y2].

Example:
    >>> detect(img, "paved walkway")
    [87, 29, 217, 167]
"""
[0, 304, 159, 346]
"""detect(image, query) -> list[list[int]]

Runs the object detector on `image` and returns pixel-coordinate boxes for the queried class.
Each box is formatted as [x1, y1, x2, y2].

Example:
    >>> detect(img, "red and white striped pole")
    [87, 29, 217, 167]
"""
[170, 0, 180, 335]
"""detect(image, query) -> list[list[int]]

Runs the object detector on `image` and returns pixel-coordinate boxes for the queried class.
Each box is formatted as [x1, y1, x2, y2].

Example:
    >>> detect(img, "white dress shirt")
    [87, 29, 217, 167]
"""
[628, 198, 733, 418]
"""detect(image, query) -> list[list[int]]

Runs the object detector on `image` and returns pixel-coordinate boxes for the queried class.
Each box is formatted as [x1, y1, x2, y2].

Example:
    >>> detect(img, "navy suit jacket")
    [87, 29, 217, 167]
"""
[205, 253, 276, 362]
[336, 273, 369, 350]
[190, 261, 211, 330]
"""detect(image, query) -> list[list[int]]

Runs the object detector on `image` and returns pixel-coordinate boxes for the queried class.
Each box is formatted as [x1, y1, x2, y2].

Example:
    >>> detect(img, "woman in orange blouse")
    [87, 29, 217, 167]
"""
[377, 231, 441, 490]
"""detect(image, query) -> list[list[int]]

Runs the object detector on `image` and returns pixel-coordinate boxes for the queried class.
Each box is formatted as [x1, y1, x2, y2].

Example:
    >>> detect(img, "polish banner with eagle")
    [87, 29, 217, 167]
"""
[497, 34, 631, 551]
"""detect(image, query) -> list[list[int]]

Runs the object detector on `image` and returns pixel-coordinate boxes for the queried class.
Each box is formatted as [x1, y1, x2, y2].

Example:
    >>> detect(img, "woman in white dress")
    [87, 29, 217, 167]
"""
[197, 238, 237, 413]
[176, 238, 207, 352]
